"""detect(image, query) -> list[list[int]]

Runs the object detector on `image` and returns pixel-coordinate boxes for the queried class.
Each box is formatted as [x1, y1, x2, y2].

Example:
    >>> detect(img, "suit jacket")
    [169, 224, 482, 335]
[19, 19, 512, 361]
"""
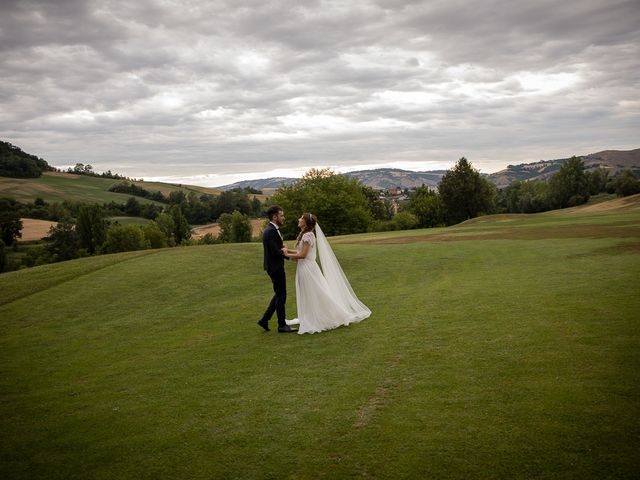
[263, 222, 285, 274]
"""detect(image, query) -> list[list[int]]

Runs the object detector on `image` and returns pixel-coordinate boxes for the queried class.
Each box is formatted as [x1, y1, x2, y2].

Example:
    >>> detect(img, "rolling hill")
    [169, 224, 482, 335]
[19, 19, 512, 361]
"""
[1, 196, 638, 479]
[0, 171, 221, 204]
[486, 148, 640, 187]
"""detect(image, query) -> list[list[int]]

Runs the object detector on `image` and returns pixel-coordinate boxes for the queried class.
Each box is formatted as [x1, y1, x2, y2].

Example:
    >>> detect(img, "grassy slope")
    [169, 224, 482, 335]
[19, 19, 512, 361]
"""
[0, 198, 639, 479]
[0, 172, 220, 204]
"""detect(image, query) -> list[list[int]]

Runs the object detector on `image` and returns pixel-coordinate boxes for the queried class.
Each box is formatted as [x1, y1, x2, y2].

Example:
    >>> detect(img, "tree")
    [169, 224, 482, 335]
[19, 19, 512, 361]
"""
[271, 168, 373, 238]
[217, 213, 233, 243]
[154, 213, 176, 246]
[168, 190, 187, 206]
[217, 211, 252, 243]
[587, 167, 610, 195]
[549, 156, 590, 208]
[46, 220, 79, 261]
[438, 158, 496, 225]
[251, 196, 263, 217]
[362, 185, 390, 221]
[498, 180, 551, 213]
[102, 224, 149, 253]
[0, 198, 23, 246]
[0, 239, 6, 272]
[408, 185, 445, 227]
[213, 190, 252, 219]
[612, 170, 640, 197]
[170, 205, 191, 244]
[0, 141, 51, 178]
[125, 197, 142, 216]
[143, 223, 168, 249]
[76, 204, 107, 254]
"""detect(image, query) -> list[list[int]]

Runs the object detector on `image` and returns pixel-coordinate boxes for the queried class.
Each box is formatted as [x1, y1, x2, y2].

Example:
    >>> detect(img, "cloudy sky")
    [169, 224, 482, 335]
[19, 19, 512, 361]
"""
[1, 0, 639, 187]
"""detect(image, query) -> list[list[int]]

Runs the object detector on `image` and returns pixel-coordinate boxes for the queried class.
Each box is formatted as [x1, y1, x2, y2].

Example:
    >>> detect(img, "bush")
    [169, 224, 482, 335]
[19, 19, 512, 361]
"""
[392, 211, 419, 231]
[102, 224, 149, 253]
[217, 211, 252, 243]
[143, 223, 168, 249]
[199, 233, 218, 245]
[22, 245, 55, 267]
[612, 170, 640, 197]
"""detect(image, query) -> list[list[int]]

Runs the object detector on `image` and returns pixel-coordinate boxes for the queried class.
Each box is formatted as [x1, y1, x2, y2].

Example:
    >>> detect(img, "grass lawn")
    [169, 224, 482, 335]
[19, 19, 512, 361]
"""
[0, 198, 638, 479]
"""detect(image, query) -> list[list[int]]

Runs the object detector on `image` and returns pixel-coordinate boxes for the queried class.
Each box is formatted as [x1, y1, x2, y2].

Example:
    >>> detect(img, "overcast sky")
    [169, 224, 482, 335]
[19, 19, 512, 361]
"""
[1, 0, 638, 186]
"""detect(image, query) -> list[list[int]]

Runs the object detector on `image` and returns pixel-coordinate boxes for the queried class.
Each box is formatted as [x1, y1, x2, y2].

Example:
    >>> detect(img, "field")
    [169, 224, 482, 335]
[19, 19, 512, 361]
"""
[192, 218, 266, 240]
[1, 196, 639, 479]
[0, 172, 221, 204]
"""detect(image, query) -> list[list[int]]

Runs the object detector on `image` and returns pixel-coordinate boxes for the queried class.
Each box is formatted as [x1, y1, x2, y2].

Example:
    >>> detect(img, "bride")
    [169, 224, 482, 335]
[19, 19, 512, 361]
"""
[282, 213, 371, 334]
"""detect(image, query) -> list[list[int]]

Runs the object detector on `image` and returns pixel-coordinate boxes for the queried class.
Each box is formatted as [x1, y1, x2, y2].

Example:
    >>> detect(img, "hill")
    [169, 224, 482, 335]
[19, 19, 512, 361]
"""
[0, 171, 221, 204]
[0, 141, 53, 178]
[344, 168, 446, 189]
[220, 169, 447, 191]
[487, 148, 640, 188]
[1, 197, 638, 479]
[219, 148, 640, 191]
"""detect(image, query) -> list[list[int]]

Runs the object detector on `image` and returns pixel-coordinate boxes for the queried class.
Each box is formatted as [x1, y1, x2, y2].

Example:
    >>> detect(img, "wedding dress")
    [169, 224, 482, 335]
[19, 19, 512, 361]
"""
[287, 223, 371, 334]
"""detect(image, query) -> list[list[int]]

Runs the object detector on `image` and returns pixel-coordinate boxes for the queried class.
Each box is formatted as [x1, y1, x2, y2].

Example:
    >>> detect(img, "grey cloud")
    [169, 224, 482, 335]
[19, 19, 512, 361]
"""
[0, 0, 638, 184]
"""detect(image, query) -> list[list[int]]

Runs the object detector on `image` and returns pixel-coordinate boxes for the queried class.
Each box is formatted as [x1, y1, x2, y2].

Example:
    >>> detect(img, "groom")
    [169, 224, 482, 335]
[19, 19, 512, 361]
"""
[258, 205, 296, 333]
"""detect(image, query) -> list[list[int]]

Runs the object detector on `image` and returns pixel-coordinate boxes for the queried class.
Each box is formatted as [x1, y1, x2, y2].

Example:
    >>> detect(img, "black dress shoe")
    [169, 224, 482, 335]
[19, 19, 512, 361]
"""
[278, 325, 296, 333]
[257, 319, 270, 331]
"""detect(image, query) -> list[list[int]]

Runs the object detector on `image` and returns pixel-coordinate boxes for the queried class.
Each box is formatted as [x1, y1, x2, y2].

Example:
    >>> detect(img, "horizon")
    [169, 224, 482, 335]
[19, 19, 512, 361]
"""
[50, 145, 636, 188]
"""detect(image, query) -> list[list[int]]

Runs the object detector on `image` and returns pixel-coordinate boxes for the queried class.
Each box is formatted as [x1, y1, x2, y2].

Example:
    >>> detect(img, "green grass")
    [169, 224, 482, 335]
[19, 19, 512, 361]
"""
[1, 198, 639, 479]
[0, 172, 220, 204]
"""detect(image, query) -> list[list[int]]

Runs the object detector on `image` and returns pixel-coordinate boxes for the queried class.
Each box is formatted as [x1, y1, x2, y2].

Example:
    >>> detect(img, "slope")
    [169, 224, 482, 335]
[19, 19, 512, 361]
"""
[1, 204, 638, 479]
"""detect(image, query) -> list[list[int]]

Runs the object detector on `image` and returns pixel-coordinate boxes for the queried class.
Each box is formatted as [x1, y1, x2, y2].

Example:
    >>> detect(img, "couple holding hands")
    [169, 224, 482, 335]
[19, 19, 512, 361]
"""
[258, 205, 371, 335]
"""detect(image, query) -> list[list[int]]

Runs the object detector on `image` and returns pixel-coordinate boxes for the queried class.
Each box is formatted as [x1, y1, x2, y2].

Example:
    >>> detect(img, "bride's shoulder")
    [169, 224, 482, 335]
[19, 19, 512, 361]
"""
[302, 231, 315, 243]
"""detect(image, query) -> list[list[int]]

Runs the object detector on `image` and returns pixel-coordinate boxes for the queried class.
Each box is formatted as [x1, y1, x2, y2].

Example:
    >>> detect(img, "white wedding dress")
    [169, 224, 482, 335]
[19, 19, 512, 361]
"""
[287, 224, 371, 334]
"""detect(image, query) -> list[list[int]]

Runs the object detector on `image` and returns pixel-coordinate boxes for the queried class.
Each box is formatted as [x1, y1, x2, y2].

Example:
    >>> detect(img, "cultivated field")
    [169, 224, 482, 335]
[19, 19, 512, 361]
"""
[17, 219, 57, 241]
[1, 196, 639, 479]
[192, 218, 266, 239]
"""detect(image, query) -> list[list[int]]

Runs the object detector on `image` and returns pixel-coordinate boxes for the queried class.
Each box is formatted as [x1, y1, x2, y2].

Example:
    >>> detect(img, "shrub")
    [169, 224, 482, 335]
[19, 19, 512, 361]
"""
[102, 224, 150, 253]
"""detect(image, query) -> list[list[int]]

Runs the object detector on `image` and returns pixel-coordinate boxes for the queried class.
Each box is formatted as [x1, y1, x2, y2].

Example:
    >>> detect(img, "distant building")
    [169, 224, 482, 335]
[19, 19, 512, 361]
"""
[385, 187, 403, 197]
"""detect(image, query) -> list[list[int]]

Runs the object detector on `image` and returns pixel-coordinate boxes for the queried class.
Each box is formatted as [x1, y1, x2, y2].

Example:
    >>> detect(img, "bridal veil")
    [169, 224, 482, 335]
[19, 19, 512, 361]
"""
[315, 223, 371, 323]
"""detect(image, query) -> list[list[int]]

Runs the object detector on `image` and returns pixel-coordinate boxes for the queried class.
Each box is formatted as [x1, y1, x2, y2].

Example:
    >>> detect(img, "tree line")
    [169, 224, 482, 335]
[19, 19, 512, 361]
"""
[270, 156, 639, 236]
[399, 156, 640, 229]
[107, 186, 263, 225]
[0, 193, 260, 272]
[1, 204, 257, 272]
[2, 154, 639, 272]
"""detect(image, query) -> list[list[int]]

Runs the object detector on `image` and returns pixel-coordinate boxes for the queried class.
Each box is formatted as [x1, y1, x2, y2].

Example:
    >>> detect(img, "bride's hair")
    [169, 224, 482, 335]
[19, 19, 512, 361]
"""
[296, 212, 317, 246]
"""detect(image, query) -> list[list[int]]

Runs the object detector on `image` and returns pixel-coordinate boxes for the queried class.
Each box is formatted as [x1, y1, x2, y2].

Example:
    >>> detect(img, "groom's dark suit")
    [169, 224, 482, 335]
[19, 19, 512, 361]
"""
[260, 222, 287, 328]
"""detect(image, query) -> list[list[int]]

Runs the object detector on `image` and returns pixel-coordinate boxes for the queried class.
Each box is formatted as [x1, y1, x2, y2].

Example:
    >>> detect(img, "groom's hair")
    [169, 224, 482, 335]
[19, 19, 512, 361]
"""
[267, 205, 283, 221]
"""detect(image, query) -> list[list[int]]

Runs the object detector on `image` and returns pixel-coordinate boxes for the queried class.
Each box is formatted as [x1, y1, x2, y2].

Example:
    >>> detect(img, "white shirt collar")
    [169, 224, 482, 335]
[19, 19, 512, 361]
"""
[269, 221, 280, 230]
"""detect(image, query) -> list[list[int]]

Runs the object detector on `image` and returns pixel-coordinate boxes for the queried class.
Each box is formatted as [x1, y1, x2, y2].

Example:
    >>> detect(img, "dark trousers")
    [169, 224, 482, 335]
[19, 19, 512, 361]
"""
[262, 268, 286, 327]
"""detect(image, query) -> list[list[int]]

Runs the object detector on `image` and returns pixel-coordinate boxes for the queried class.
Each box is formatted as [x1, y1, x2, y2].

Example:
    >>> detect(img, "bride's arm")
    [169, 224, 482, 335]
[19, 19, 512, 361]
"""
[283, 242, 309, 259]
